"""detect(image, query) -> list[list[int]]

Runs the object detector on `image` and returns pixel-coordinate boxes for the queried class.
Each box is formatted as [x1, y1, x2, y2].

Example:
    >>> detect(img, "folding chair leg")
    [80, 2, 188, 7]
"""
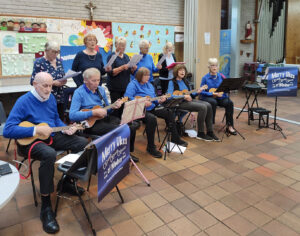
[75, 180, 96, 235]
[30, 160, 38, 207]
[6, 138, 12, 153]
[87, 174, 92, 192]
[55, 174, 67, 216]
[116, 185, 124, 203]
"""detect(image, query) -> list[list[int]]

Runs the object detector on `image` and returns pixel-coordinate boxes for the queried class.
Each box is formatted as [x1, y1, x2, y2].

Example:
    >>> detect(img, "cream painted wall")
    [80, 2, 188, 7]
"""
[195, 0, 221, 87]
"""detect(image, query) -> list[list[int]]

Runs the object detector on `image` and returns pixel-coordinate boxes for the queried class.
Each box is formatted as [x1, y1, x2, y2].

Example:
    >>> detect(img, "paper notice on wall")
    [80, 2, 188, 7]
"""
[204, 32, 210, 45]
[0, 31, 18, 54]
[1, 54, 35, 76]
[46, 32, 63, 46]
[16, 33, 47, 53]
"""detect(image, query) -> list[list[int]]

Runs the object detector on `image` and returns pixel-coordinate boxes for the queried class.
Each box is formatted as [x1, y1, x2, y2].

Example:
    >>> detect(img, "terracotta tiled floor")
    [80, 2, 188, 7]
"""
[1, 90, 300, 235]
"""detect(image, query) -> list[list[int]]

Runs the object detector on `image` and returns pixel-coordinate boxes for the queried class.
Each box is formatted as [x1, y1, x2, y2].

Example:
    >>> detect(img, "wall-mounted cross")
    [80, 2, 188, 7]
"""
[85, 1, 97, 21]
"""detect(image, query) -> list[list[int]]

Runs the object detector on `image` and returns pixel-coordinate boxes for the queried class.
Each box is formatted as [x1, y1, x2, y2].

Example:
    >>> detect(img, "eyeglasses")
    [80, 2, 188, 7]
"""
[49, 50, 60, 54]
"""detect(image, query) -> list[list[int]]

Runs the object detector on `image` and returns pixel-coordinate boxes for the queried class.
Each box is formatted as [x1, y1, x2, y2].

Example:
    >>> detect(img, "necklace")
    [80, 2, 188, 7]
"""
[88, 54, 96, 61]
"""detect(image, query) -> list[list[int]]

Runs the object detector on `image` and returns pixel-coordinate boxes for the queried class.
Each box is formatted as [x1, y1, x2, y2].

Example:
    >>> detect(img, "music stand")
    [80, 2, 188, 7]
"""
[216, 78, 246, 141]
[159, 97, 185, 160]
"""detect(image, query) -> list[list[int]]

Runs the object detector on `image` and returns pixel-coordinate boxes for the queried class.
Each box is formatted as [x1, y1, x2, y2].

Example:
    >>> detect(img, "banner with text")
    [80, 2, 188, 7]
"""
[267, 67, 298, 97]
[94, 124, 130, 202]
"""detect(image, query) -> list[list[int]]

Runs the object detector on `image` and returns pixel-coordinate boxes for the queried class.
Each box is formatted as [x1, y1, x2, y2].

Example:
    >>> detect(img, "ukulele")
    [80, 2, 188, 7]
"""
[134, 94, 171, 102]
[209, 88, 224, 97]
[17, 121, 85, 146]
[81, 97, 128, 127]
[172, 84, 208, 96]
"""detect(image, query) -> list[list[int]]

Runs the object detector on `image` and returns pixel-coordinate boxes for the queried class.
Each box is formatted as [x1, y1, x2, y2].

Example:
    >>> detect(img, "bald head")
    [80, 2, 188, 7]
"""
[33, 72, 53, 100]
[33, 72, 53, 84]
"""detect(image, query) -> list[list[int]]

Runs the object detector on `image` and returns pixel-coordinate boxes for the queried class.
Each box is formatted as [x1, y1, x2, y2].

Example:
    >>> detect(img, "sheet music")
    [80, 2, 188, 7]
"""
[105, 51, 119, 69]
[55, 153, 81, 164]
[127, 54, 143, 68]
[58, 70, 81, 81]
[156, 54, 167, 67]
[120, 97, 146, 124]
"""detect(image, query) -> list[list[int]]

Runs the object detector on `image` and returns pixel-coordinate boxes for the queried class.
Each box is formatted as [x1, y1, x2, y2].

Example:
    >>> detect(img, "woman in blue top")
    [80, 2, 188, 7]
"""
[72, 34, 109, 87]
[31, 41, 66, 120]
[200, 58, 236, 135]
[132, 39, 162, 83]
[167, 64, 219, 141]
[125, 67, 187, 158]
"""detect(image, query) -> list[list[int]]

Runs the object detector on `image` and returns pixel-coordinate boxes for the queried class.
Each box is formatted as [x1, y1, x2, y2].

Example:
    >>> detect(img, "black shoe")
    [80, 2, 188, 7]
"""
[171, 138, 188, 147]
[196, 132, 213, 141]
[131, 154, 139, 163]
[147, 147, 162, 158]
[207, 132, 220, 142]
[226, 127, 237, 135]
[57, 179, 85, 196]
[40, 207, 59, 234]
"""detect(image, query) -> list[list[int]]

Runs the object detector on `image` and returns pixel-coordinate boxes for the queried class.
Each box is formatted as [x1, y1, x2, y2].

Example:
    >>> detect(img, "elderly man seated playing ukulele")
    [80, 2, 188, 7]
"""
[3, 72, 88, 234]
[69, 67, 138, 162]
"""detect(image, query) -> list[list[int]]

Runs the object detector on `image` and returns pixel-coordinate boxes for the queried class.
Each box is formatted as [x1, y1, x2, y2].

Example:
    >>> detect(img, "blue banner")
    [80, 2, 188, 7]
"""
[219, 30, 231, 77]
[267, 67, 298, 97]
[94, 124, 130, 202]
[60, 46, 112, 73]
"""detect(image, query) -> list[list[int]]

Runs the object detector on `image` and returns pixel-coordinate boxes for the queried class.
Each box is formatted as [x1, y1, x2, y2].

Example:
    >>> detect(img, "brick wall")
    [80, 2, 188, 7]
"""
[239, 0, 256, 76]
[0, 0, 184, 26]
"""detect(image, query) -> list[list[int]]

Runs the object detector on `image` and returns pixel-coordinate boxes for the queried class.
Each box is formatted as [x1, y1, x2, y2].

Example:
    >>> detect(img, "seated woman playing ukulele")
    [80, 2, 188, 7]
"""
[124, 67, 187, 158]
[200, 58, 236, 135]
[167, 64, 219, 141]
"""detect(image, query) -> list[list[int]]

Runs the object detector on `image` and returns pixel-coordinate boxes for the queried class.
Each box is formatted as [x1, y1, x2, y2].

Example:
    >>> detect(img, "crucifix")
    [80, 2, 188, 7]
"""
[85, 1, 96, 21]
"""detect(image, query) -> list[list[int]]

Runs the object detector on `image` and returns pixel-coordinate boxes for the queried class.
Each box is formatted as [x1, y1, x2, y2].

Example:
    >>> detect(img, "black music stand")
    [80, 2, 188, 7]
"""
[159, 97, 185, 160]
[216, 78, 246, 141]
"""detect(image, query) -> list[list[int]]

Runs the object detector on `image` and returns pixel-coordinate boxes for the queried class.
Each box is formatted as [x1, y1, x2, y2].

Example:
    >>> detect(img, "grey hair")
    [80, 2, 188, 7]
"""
[45, 41, 60, 51]
[115, 36, 127, 47]
[163, 42, 174, 54]
[139, 39, 149, 49]
[83, 68, 100, 81]
[208, 58, 219, 66]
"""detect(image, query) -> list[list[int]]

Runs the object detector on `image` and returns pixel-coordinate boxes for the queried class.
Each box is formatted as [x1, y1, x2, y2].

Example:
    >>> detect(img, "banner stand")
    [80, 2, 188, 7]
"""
[269, 96, 286, 139]
[130, 158, 150, 186]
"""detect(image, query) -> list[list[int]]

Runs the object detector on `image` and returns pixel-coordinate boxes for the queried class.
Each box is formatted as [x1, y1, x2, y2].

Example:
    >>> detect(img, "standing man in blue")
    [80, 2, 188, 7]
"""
[132, 39, 162, 83]
[4, 72, 88, 234]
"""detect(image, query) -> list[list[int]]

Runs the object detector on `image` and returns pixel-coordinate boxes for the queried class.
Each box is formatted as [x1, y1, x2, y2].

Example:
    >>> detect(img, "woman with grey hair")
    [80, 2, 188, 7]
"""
[200, 58, 236, 135]
[31, 41, 66, 120]
[107, 36, 136, 118]
[133, 39, 162, 83]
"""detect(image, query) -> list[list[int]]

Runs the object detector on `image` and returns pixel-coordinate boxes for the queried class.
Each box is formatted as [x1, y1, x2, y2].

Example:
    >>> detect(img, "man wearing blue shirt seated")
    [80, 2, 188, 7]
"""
[69, 68, 138, 162]
[3, 72, 88, 234]
[125, 67, 188, 158]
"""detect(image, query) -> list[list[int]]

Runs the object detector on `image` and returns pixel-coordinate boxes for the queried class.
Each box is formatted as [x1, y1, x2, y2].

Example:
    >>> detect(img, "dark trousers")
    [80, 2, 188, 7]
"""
[109, 90, 125, 119]
[178, 100, 213, 133]
[85, 115, 136, 152]
[160, 79, 170, 95]
[144, 107, 180, 149]
[18, 133, 88, 195]
[201, 97, 234, 126]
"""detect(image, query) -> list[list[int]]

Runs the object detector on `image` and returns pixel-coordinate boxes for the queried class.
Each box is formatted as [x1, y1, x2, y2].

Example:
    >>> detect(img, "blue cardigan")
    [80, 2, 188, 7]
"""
[69, 84, 111, 122]
[124, 79, 158, 111]
[4, 92, 64, 139]
[133, 54, 158, 82]
[200, 72, 228, 99]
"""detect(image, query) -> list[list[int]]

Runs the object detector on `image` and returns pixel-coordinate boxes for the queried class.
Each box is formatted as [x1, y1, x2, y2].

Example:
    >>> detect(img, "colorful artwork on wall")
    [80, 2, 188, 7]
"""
[112, 22, 175, 53]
